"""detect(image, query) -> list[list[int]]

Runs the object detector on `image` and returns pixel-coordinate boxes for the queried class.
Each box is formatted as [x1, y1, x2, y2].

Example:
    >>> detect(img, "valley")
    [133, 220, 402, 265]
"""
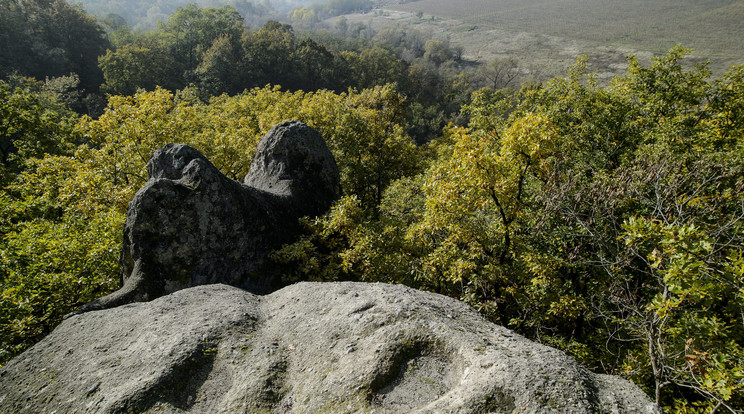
[336, 0, 743, 82]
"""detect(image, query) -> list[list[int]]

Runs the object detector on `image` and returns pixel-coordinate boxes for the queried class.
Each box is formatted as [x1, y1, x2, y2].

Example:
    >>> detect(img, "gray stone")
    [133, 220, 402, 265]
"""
[1, 282, 659, 414]
[70, 121, 339, 314]
[244, 120, 342, 220]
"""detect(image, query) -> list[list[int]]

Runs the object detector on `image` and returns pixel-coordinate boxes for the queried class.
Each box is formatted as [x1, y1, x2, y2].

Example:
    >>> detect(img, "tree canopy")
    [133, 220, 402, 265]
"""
[0, 0, 109, 93]
[0, 1, 742, 410]
[273, 49, 744, 412]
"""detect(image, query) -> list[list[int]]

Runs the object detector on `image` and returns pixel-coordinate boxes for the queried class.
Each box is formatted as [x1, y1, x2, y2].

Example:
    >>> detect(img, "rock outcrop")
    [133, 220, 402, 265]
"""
[72, 121, 340, 314]
[1, 282, 659, 413]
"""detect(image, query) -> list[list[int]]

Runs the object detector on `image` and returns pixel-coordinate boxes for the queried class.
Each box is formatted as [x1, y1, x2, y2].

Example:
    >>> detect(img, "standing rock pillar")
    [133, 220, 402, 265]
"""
[70, 121, 340, 314]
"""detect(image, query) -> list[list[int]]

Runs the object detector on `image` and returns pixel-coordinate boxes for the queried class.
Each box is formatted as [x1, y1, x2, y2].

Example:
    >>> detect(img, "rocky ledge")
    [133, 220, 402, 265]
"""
[0, 282, 658, 413]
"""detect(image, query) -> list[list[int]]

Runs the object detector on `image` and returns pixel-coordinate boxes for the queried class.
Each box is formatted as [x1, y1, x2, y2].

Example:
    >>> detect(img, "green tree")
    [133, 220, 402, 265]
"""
[335, 16, 348, 35]
[289, 7, 320, 29]
[275, 48, 744, 412]
[196, 34, 243, 96]
[98, 36, 180, 95]
[242, 21, 296, 87]
[291, 38, 338, 91]
[342, 47, 409, 91]
[0, 78, 78, 184]
[499, 49, 744, 411]
[159, 4, 244, 74]
[0, 77, 114, 365]
[0, 0, 109, 92]
[423, 39, 452, 66]
[476, 57, 520, 90]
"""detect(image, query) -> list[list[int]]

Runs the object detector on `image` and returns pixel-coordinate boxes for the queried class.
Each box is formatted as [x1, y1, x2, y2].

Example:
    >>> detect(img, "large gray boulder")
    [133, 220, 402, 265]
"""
[245, 120, 341, 219]
[1, 282, 659, 413]
[71, 121, 340, 314]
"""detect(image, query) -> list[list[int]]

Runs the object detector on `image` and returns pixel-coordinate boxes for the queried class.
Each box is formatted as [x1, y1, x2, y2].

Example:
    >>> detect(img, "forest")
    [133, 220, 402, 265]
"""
[1, 0, 743, 412]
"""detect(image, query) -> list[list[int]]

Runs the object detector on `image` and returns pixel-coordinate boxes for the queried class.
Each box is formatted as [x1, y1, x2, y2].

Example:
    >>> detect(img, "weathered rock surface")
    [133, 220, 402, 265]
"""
[1, 282, 658, 413]
[244, 120, 341, 220]
[72, 121, 340, 314]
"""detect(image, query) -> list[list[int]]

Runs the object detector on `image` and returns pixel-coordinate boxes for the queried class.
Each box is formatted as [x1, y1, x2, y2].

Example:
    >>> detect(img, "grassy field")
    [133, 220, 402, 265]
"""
[352, 0, 744, 82]
[387, 0, 744, 56]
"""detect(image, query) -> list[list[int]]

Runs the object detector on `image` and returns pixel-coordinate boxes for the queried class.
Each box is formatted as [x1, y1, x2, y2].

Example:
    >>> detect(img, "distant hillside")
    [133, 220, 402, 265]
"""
[317, 0, 742, 85]
[79, 0, 321, 29]
[385, 0, 744, 58]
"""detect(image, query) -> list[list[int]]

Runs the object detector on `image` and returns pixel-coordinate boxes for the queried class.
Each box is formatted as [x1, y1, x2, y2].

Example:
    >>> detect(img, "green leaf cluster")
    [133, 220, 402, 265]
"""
[0, 0, 109, 92]
[0, 82, 419, 366]
[2, 44, 743, 412]
[278, 47, 744, 412]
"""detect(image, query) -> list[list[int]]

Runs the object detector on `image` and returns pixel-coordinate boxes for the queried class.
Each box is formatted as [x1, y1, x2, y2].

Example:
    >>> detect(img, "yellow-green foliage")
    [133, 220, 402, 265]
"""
[0, 83, 419, 365]
[2, 48, 743, 413]
[279, 48, 744, 412]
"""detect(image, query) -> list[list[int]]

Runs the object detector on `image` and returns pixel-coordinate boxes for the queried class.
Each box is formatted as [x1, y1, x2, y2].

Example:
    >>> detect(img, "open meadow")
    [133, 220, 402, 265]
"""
[341, 0, 744, 83]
